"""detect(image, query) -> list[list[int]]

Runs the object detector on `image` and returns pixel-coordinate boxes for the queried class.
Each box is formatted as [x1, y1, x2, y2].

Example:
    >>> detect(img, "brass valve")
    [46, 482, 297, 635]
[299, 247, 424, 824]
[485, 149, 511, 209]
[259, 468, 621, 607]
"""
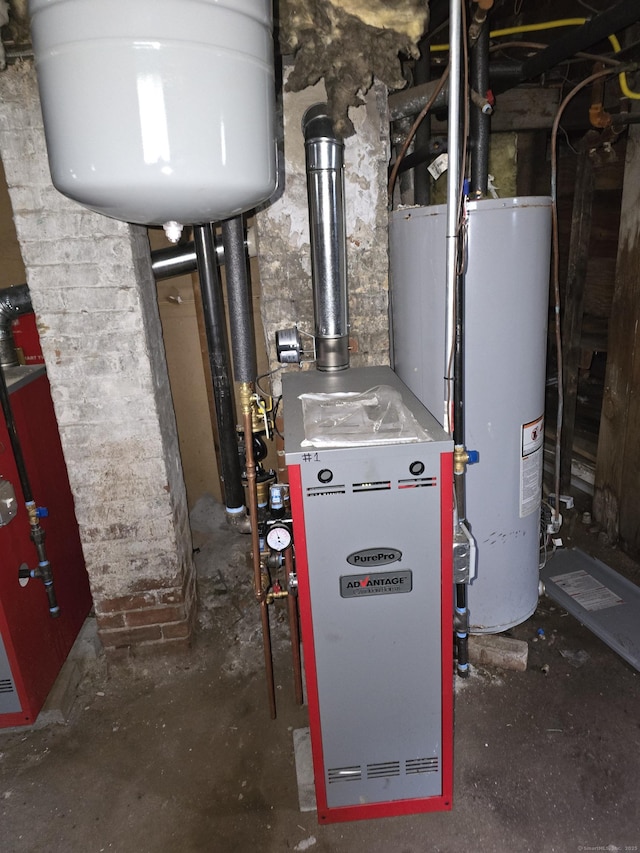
[454, 445, 480, 475]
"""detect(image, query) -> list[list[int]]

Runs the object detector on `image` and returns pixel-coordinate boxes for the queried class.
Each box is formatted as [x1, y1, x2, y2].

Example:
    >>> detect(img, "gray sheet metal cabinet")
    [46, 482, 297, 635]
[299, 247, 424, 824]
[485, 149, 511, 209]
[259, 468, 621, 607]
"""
[283, 366, 454, 823]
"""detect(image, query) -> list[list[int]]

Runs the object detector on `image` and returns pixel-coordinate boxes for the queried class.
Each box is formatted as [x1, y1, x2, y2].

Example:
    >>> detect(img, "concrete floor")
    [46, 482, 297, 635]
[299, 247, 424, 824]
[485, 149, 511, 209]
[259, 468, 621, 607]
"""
[1, 496, 639, 853]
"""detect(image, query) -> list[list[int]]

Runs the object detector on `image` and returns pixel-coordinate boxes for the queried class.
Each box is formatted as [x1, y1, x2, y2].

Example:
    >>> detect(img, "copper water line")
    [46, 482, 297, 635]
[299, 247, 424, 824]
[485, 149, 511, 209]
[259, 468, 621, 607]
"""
[241, 383, 276, 719]
[285, 547, 303, 705]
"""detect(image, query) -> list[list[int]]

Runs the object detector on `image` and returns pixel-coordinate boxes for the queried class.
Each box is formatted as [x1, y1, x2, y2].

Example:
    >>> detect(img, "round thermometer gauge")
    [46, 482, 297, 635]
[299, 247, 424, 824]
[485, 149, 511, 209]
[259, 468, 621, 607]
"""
[266, 524, 292, 552]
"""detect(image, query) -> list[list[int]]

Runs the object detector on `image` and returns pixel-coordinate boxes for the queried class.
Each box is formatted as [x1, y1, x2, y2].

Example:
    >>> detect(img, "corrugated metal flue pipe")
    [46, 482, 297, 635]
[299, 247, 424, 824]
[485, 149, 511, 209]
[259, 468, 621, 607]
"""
[302, 103, 349, 372]
[0, 284, 32, 367]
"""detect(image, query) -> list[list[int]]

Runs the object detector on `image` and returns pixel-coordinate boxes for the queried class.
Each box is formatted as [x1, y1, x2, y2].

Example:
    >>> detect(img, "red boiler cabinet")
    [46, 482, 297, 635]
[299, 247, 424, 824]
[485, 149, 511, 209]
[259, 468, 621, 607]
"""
[0, 365, 92, 727]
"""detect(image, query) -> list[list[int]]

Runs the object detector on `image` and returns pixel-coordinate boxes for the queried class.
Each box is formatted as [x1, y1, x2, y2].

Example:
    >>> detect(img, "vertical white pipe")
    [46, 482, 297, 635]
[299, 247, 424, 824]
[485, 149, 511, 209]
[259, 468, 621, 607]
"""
[444, 0, 462, 434]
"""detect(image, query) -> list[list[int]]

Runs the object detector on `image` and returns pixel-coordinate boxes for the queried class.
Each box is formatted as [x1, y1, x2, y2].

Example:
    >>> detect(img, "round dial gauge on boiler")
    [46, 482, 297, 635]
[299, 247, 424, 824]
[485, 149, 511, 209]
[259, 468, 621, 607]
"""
[266, 524, 292, 552]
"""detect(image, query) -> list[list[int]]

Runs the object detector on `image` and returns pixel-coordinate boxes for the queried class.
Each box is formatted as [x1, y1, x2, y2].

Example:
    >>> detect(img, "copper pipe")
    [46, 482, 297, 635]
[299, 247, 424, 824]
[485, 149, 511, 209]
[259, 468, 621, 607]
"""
[241, 382, 276, 719]
[589, 62, 612, 128]
[285, 547, 303, 705]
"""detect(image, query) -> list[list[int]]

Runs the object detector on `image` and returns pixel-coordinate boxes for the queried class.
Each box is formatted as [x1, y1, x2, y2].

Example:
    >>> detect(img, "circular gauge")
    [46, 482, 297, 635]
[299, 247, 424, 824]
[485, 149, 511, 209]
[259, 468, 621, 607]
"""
[266, 524, 292, 552]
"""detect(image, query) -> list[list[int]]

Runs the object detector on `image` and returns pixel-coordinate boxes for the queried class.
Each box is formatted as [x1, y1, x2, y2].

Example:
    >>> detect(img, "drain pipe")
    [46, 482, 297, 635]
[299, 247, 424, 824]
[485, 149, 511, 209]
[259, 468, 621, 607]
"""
[193, 223, 247, 528]
[0, 284, 32, 367]
[302, 104, 349, 372]
[221, 214, 276, 718]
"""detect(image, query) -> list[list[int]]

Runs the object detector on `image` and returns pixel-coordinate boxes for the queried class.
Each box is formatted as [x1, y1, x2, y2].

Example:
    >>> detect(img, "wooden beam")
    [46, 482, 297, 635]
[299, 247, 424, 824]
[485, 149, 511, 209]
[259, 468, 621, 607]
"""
[593, 121, 640, 550]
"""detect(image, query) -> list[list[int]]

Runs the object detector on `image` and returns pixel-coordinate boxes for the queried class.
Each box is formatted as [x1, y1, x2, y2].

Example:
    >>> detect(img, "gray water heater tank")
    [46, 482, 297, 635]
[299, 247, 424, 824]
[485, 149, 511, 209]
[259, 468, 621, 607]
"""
[29, 0, 277, 232]
[390, 197, 552, 633]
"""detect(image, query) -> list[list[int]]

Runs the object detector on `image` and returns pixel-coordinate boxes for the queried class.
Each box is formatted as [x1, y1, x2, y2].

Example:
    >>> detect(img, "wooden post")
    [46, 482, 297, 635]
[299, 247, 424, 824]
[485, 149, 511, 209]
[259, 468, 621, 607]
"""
[593, 122, 640, 550]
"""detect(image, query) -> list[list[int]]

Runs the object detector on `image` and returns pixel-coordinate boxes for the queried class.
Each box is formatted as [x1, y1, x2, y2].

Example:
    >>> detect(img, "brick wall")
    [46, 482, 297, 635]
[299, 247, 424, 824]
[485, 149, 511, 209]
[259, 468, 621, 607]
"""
[0, 62, 196, 660]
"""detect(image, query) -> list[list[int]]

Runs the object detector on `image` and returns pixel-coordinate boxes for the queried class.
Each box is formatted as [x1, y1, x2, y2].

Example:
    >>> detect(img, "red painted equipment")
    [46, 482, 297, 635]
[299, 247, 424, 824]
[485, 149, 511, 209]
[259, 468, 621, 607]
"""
[0, 366, 91, 727]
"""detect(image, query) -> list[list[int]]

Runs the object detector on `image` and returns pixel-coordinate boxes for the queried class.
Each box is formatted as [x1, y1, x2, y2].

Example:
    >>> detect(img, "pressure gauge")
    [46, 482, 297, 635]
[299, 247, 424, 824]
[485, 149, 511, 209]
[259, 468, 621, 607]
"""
[266, 524, 292, 552]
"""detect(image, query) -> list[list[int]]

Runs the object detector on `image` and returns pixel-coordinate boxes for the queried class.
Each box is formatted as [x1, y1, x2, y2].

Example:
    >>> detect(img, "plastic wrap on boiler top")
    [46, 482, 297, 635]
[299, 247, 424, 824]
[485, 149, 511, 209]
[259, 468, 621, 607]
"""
[299, 385, 431, 448]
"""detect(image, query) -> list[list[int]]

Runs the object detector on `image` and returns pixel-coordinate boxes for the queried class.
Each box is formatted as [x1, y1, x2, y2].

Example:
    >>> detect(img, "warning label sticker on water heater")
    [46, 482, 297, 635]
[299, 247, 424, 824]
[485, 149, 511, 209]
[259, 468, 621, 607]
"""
[520, 415, 544, 518]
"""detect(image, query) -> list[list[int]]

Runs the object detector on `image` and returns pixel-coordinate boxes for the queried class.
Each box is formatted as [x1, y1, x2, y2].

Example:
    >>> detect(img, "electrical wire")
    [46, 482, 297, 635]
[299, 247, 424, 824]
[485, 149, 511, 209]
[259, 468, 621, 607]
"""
[558, 123, 580, 155]
[549, 64, 620, 526]
[272, 394, 284, 440]
[255, 367, 282, 402]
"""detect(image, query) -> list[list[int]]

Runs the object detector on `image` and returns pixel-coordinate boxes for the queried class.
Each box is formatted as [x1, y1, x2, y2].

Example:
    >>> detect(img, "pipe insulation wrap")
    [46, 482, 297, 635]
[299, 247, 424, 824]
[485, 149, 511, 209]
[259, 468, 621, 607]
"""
[221, 216, 256, 383]
[470, 20, 491, 197]
[302, 103, 349, 372]
[193, 224, 245, 512]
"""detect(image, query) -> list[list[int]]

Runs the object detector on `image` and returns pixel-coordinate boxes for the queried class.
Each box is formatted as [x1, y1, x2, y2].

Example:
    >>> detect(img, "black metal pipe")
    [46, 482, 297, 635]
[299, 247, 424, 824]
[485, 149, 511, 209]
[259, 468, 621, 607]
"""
[0, 360, 34, 503]
[390, 2, 640, 122]
[0, 283, 33, 367]
[389, 79, 450, 123]
[414, 37, 432, 206]
[395, 138, 448, 175]
[470, 19, 491, 197]
[454, 262, 469, 679]
[492, 0, 640, 94]
[221, 216, 257, 384]
[453, 272, 464, 452]
[193, 224, 245, 513]
[0, 361, 59, 616]
[455, 583, 469, 678]
[27, 524, 60, 617]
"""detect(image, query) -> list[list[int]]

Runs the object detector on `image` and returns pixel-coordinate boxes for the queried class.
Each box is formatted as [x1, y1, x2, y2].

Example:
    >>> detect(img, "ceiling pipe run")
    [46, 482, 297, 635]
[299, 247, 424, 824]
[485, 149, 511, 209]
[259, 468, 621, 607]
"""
[492, 0, 640, 95]
[302, 103, 349, 372]
[390, 1, 640, 122]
